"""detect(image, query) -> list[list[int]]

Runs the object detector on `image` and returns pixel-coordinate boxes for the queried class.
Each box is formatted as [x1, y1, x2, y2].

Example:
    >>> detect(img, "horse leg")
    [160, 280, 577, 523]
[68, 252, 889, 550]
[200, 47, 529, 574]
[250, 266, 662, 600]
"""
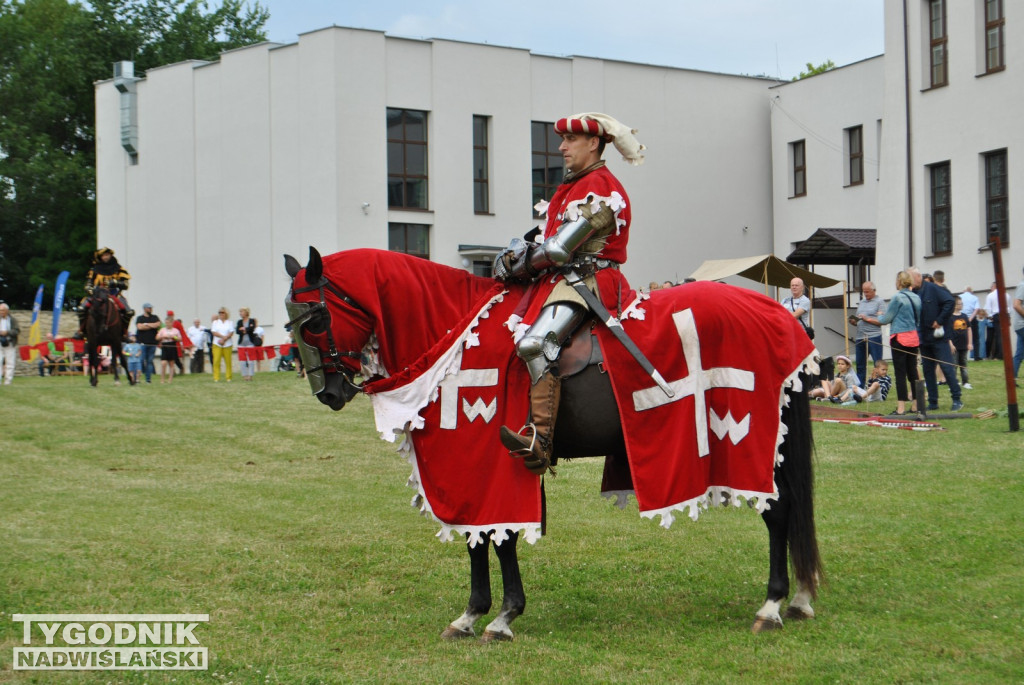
[753, 486, 790, 633]
[87, 345, 99, 387]
[120, 352, 135, 385]
[785, 580, 816, 621]
[481, 531, 525, 643]
[753, 382, 821, 633]
[441, 537, 492, 640]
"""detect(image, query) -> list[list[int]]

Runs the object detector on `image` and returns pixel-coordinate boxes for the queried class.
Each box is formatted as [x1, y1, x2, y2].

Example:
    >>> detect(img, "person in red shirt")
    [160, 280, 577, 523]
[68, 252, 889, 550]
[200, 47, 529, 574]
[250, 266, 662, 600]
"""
[494, 113, 645, 475]
[167, 310, 192, 374]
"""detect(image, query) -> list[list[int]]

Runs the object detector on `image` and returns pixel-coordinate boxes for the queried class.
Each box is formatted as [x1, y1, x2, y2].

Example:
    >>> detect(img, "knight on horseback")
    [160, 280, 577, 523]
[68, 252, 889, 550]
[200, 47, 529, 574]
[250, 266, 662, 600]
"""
[79, 247, 134, 337]
[494, 113, 645, 476]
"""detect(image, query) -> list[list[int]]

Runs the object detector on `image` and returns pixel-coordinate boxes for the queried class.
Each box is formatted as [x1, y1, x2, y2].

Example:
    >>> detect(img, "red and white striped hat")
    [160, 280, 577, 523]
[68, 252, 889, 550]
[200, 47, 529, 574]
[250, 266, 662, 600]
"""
[553, 112, 646, 166]
[555, 115, 607, 139]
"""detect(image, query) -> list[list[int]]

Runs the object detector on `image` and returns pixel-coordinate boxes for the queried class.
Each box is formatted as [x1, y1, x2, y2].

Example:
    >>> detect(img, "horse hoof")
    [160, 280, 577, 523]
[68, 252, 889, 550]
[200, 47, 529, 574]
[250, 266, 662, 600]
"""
[751, 616, 783, 634]
[440, 625, 474, 640]
[480, 630, 513, 644]
[784, 605, 814, 621]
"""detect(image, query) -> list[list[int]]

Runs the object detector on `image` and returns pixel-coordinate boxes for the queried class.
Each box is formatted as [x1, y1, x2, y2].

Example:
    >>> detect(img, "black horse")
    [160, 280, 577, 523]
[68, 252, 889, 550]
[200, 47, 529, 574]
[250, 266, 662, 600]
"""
[285, 247, 822, 638]
[84, 288, 131, 387]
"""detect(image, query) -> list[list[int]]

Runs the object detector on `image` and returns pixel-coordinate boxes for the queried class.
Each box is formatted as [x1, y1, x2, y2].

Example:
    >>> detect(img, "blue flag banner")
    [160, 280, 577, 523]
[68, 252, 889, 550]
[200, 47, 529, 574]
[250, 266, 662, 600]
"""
[52, 271, 70, 337]
[30, 284, 45, 324]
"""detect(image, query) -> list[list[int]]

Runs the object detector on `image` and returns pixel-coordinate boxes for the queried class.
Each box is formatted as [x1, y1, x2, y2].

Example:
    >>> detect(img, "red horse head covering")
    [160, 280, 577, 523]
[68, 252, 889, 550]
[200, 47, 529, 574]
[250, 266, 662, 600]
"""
[554, 112, 646, 166]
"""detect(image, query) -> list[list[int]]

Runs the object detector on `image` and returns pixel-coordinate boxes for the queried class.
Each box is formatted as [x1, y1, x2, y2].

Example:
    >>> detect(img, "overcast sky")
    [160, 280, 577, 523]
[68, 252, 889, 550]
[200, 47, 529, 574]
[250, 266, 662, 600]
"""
[257, 0, 886, 80]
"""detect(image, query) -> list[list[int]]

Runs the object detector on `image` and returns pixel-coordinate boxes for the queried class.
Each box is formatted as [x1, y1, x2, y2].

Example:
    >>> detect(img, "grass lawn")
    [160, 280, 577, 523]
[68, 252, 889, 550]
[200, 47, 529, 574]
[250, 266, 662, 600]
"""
[1, 361, 1022, 684]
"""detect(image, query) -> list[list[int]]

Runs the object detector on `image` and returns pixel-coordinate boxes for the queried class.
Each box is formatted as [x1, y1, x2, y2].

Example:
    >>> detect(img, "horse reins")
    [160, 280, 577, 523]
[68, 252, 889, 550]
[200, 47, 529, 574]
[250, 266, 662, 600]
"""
[286, 276, 369, 396]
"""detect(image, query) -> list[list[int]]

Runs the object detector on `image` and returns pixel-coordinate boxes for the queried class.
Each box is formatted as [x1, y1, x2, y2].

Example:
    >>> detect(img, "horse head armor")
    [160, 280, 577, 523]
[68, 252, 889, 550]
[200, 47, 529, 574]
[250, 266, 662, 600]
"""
[284, 247, 366, 411]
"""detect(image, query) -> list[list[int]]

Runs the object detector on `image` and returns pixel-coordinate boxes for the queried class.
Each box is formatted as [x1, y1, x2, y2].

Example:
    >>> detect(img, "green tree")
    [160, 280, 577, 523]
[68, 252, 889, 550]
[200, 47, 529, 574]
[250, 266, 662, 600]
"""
[793, 60, 837, 81]
[0, 0, 267, 308]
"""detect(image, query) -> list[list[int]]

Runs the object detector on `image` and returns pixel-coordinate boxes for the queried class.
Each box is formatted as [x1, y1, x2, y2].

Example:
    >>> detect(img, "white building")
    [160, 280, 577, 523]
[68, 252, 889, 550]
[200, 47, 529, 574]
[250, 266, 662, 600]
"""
[96, 1, 1022, 354]
[770, 0, 1022, 347]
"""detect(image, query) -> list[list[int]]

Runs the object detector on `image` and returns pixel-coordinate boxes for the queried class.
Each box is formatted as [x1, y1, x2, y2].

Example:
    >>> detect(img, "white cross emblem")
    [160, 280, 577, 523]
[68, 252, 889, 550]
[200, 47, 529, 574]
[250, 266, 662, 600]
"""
[632, 309, 754, 456]
[438, 368, 499, 429]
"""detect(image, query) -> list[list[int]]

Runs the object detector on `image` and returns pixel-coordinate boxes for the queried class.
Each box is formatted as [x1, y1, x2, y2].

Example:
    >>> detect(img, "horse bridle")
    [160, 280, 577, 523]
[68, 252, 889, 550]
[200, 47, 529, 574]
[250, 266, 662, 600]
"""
[89, 287, 118, 330]
[284, 276, 368, 400]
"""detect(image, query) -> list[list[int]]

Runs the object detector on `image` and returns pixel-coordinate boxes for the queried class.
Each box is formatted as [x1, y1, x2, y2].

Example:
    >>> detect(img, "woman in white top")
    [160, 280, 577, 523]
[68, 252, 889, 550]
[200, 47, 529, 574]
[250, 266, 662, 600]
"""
[209, 307, 235, 382]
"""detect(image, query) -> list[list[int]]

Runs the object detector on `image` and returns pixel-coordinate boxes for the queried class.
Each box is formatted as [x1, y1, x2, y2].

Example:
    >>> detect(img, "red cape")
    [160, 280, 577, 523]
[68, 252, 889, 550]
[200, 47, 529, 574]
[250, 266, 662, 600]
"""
[311, 252, 817, 545]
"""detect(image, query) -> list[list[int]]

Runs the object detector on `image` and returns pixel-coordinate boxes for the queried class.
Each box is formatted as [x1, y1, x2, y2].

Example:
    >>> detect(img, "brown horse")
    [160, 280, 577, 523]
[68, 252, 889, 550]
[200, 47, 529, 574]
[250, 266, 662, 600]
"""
[84, 288, 131, 387]
[285, 247, 822, 638]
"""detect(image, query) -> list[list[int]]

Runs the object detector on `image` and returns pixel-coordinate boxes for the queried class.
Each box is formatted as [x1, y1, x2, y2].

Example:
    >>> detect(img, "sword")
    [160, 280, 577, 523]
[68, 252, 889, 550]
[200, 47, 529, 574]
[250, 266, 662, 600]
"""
[563, 269, 674, 398]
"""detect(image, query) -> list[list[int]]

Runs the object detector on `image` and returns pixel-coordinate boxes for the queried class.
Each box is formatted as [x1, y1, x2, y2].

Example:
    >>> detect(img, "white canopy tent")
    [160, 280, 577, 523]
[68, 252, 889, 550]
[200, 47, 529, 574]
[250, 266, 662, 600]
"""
[688, 254, 840, 290]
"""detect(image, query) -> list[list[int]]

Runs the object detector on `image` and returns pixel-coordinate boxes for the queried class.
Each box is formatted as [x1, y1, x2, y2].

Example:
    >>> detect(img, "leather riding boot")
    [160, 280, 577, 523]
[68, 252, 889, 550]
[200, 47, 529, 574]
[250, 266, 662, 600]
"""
[499, 371, 560, 476]
[121, 310, 133, 339]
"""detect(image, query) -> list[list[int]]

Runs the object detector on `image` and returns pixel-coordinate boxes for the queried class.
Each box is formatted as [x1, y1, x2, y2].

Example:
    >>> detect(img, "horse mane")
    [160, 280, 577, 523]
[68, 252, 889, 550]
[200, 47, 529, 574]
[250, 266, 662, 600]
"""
[314, 249, 504, 373]
[86, 290, 121, 338]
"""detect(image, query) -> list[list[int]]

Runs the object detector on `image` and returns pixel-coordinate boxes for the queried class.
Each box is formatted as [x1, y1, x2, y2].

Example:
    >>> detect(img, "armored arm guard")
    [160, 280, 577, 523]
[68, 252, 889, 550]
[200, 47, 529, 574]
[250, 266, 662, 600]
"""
[493, 238, 532, 281]
[527, 202, 616, 272]
[112, 268, 131, 291]
[494, 203, 616, 281]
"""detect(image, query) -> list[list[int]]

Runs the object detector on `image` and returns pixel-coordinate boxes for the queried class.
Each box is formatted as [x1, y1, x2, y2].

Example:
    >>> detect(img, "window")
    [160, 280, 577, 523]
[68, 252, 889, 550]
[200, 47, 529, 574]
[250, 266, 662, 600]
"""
[984, 149, 1009, 245]
[471, 260, 492, 278]
[850, 265, 868, 293]
[388, 223, 430, 259]
[532, 121, 564, 216]
[929, 162, 952, 255]
[928, 0, 948, 88]
[387, 108, 428, 209]
[790, 140, 806, 198]
[473, 115, 490, 214]
[984, 0, 1005, 73]
[846, 125, 863, 186]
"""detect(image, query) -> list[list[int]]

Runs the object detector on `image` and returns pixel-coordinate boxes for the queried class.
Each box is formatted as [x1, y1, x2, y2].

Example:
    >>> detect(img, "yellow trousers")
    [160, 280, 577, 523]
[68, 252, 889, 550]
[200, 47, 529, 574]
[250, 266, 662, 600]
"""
[212, 345, 233, 381]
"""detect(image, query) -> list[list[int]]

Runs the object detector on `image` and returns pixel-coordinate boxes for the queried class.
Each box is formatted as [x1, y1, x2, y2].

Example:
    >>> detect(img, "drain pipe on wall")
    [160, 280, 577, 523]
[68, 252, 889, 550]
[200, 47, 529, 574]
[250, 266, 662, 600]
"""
[902, 0, 915, 261]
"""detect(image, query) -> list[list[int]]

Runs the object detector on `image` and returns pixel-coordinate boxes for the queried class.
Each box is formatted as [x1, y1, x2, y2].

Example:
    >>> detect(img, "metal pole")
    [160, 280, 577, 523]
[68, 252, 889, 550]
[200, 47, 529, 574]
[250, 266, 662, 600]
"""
[843, 279, 850, 360]
[984, 225, 1019, 432]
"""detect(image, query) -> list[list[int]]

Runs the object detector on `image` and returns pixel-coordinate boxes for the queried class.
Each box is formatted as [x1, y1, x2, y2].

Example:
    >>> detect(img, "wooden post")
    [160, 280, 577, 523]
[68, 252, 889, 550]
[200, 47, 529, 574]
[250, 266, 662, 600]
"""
[985, 225, 1019, 432]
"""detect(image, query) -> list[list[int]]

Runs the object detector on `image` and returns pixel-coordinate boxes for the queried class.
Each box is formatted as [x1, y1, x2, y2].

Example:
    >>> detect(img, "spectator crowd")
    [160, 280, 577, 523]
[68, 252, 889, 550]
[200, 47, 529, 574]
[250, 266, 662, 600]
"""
[790, 264, 1024, 417]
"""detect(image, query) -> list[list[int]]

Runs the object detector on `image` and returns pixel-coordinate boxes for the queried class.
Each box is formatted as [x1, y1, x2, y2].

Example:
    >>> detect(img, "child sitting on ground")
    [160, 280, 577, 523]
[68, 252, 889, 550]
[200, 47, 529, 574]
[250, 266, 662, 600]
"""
[809, 354, 860, 403]
[842, 359, 892, 405]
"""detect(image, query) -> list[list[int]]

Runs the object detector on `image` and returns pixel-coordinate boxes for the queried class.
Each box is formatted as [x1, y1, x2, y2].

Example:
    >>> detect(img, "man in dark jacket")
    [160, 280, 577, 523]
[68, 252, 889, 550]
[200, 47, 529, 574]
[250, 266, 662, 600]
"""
[910, 267, 963, 412]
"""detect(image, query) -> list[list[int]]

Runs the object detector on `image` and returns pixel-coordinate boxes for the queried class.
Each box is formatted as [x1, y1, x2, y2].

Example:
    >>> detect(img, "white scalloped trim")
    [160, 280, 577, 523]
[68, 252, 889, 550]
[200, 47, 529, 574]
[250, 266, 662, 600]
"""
[559, 191, 628, 235]
[505, 313, 529, 345]
[640, 486, 780, 529]
[620, 290, 648, 321]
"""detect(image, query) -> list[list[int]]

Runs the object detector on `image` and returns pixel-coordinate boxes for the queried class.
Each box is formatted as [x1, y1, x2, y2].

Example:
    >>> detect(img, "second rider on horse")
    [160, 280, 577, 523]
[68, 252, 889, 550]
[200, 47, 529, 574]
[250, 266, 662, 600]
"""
[79, 247, 134, 336]
[494, 113, 645, 476]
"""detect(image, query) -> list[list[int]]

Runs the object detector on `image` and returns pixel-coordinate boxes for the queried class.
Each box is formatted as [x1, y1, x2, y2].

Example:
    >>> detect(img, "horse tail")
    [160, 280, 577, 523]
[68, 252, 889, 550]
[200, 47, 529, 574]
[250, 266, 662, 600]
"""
[780, 372, 824, 596]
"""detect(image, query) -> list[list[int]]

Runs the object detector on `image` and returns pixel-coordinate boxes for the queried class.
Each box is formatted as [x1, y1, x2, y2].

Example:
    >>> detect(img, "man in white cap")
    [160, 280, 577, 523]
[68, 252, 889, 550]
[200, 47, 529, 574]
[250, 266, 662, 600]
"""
[493, 112, 644, 475]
